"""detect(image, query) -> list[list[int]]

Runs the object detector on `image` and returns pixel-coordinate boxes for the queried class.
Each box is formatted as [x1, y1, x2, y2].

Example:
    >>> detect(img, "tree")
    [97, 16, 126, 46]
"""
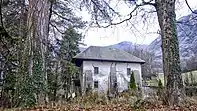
[58, 27, 82, 61]
[0, 0, 27, 107]
[158, 79, 163, 88]
[155, 1, 184, 105]
[21, 0, 53, 105]
[56, 27, 82, 100]
[0, 0, 85, 107]
[81, 0, 185, 105]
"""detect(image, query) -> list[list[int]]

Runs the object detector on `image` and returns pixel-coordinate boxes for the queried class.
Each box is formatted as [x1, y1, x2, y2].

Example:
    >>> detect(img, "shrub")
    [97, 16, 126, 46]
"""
[158, 79, 163, 88]
[129, 71, 137, 90]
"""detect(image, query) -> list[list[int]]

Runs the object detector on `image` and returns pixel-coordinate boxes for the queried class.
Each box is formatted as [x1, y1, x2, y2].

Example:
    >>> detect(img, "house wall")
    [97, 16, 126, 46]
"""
[82, 60, 142, 94]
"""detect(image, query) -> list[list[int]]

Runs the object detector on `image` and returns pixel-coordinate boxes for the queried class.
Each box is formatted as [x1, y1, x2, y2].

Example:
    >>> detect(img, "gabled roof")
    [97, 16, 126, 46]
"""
[73, 46, 145, 64]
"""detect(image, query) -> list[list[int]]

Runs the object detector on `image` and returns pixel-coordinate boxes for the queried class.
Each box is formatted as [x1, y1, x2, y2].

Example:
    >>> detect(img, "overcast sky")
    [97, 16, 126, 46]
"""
[78, 0, 197, 47]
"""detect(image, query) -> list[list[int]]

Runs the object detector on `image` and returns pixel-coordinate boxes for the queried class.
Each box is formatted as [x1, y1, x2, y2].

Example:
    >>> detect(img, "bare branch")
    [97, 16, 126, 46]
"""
[185, 0, 197, 14]
[86, 0, 156, 28]
[100, 5, 140, 28]
[52, 10, 74, 23]
[50, 22, 64, 34]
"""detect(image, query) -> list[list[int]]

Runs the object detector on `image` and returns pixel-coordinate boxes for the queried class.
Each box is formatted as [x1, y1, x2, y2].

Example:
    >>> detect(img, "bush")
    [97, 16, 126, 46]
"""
[129, 71, 137, 90]
[185, 86, 197, 97]
[158, 79, 163, 88]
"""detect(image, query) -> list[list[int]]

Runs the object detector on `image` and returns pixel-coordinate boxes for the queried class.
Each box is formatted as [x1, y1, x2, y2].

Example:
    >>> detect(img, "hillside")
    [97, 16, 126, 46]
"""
[80, 41, 147, 53]
[148, 10, 197, 62]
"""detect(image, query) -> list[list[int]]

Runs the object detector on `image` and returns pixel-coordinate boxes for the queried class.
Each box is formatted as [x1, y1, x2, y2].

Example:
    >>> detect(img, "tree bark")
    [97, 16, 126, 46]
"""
[27, 0, 52, 104]
[155, 0, 184, 105]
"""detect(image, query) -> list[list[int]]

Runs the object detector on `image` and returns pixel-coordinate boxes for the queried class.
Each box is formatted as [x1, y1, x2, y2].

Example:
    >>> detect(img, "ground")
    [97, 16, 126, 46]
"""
[2, 91, 197, 111]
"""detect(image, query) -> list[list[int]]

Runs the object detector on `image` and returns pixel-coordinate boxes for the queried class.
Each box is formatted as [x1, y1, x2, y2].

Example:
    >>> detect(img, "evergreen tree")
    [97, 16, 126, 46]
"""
[56, 27, 82, 99]
[129, 71, 137, 90]
[158, 79, 163, 88]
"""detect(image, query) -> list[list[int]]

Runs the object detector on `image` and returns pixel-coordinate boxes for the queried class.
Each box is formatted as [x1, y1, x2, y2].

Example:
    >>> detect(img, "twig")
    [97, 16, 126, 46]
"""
[92, 0, 156, 28]
[185, 0, 197, 14]
[50, 22, 64, 34]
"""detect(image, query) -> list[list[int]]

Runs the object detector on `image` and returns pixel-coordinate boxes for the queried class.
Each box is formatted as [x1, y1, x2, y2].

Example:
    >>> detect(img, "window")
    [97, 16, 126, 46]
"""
[94, 81, 98, 88]
[127, 68, 131, 75]
[94, 67, 99, 74]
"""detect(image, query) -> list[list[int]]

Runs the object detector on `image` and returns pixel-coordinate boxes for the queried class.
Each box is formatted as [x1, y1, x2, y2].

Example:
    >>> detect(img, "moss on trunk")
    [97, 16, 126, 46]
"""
[155, 0, 184, 105]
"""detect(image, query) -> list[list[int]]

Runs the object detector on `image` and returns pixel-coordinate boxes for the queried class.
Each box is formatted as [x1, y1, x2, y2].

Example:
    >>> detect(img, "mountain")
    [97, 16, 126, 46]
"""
[109, 41, 134, 50]
[79, 41, 147, 53]
[148, 10, 197, 63]
[109, 41, 148, 52]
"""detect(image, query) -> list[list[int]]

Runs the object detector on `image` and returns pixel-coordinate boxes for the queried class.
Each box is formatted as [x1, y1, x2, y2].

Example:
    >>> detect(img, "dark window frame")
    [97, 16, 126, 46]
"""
[127, 68, 131, 76]
[94, 81, 98, 88]
[94, 67, 99, 74]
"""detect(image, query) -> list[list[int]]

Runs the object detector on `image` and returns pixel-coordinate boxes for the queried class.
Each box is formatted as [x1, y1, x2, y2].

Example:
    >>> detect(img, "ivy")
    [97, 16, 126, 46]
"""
[19, 75, 36, 107]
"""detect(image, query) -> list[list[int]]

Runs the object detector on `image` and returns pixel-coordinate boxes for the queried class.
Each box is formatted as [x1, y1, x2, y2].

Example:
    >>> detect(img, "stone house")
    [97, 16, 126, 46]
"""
[72, 46, 145, 94]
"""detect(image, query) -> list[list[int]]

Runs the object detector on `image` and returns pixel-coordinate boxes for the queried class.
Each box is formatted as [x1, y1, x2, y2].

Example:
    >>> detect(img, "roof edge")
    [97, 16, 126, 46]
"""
[73, 58, 145, 64]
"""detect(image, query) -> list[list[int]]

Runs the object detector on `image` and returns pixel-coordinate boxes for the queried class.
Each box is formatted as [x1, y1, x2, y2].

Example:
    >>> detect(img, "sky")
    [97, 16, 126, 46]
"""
[78, 0, 197, 47]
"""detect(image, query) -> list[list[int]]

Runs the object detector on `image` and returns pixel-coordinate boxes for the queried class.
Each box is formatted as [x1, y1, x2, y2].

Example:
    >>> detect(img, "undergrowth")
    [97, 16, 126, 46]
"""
[2, 90, 197, 110]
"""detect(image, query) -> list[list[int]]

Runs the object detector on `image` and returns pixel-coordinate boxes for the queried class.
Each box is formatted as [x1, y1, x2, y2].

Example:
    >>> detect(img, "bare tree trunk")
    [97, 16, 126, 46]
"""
[155, 0, 184, 105]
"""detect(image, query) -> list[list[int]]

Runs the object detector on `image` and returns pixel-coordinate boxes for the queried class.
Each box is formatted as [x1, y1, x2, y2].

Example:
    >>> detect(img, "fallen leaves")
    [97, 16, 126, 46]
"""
[3, 93, 197, 111]
[12, 103, 133, 111]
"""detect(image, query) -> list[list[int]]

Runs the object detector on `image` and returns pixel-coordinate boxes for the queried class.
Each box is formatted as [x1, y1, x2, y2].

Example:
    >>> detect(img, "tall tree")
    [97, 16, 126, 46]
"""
[22, 0, 52, 105]
[0, 0, 27, 107]
[155, 0, 183, 105]
[56, 27, 81, 100]
[81, 0, 184, 105]
[0, 0, 85, 107]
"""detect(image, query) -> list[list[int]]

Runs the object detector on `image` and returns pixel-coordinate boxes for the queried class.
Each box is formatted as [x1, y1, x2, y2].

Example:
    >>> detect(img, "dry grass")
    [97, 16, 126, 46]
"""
[2, 91, 197, 111]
